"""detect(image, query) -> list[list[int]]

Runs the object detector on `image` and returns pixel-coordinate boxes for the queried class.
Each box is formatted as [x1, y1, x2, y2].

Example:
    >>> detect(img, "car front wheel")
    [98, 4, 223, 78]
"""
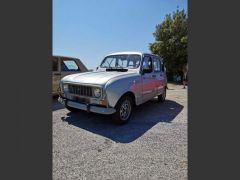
[113, 96, 133, 124]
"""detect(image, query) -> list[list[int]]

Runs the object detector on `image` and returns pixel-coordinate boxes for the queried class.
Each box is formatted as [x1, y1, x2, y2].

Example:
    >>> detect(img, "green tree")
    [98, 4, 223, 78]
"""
[149, 9, 188, 80]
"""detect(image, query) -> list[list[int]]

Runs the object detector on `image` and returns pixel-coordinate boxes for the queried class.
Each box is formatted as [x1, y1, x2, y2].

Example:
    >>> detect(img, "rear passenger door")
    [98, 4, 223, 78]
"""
[152, 56, 165, 95]
[141, 56, 156, 103]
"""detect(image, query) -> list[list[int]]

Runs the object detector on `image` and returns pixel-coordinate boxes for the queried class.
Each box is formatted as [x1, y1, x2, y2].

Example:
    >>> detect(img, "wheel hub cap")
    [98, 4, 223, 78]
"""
[119, 100, 131, 121]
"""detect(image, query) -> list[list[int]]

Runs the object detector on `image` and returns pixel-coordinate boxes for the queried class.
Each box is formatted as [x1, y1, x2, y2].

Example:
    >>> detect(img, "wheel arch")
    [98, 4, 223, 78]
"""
[114, 91, 136, 108]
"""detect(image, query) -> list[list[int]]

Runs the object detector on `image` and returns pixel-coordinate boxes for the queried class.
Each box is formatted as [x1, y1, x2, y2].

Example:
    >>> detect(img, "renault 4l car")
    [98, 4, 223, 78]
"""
[58, 52, 167, 124]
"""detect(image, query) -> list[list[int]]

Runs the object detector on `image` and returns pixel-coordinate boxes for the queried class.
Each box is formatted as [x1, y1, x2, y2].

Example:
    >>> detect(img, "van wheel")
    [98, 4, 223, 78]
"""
[65, 105, 79, 112]
[113, 96, 133, 124]
[158, 87, 166, 102]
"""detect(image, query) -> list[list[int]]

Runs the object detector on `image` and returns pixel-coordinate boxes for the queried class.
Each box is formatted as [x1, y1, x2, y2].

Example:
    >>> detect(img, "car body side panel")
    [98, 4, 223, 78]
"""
[141, 72, 156, 103]
[104, 75, 142, 107]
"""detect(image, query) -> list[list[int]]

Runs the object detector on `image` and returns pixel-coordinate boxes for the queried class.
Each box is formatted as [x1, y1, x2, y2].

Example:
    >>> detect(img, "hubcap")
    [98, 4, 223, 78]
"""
[119, 99, 131, 121]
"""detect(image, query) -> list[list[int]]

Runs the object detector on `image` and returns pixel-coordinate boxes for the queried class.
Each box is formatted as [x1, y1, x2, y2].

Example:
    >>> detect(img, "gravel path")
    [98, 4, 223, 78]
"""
[53, 84, 188, 180]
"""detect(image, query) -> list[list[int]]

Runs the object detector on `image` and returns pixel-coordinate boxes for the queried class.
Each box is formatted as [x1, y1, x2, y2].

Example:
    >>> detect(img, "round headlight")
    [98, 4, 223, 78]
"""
[93, 88, 101, 98]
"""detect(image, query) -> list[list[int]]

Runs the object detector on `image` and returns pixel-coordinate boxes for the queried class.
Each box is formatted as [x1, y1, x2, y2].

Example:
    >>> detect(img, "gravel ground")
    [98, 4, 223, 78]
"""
[52, 83, 188, 180]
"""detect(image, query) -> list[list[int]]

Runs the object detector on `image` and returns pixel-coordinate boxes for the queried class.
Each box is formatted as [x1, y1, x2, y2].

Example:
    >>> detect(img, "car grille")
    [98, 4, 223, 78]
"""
[68, 84, 93, 97]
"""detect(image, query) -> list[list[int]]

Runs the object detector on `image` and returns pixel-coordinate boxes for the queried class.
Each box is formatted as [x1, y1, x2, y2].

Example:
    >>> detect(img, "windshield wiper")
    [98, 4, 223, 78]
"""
[106, 67, 128, 72]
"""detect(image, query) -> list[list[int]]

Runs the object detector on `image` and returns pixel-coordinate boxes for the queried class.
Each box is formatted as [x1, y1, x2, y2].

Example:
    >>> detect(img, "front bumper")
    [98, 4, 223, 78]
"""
[58, 97, 116, 115]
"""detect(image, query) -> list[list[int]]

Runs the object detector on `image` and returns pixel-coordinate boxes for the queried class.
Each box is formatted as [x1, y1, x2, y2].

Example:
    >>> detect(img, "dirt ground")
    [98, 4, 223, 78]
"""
[52, 83, 188, 180]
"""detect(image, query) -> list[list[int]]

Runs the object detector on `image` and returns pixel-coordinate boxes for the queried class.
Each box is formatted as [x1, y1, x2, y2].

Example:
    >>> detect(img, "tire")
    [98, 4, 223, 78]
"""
[112, 95, 133, 124]
[65, 105, 79, 112]
[158, 87, 167, 102]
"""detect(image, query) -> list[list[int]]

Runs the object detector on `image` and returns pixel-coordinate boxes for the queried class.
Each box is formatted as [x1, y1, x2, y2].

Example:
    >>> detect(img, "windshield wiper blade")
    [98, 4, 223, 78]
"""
[106, 68, 128, 72]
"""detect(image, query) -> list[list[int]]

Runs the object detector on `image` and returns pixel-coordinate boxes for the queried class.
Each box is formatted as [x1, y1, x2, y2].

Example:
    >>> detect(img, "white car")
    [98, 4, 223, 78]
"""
[58, 52, 167, 124]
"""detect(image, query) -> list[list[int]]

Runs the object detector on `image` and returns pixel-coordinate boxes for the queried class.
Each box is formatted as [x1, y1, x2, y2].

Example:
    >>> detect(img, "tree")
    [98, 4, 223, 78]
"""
[149, 9, 188, 81]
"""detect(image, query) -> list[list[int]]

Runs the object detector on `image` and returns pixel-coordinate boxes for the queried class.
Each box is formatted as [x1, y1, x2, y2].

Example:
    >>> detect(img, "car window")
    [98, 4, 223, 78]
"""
[117, 56, 128, 67]
[61, 60, 80, 71]
[101, 57, 117, 68]
[128, 55, 141, 68]
[153, 57, 161, 72]
[142, 56, 153, 72]
[100, 55, 141, 69]
[52, 58, 58, 71]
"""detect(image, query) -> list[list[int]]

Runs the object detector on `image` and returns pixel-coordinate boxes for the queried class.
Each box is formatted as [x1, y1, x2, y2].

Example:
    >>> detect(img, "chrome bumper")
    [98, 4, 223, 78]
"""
[58, 97, 116, 115]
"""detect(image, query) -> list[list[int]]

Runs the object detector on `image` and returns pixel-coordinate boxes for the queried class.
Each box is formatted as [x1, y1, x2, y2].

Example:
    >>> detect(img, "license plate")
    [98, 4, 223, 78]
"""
[75, 97, 89, 104]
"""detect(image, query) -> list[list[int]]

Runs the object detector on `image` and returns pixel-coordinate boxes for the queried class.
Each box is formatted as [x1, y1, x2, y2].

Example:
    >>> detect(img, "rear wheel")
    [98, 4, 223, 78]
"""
[112, 96, 133, 124]
[158, 87, 166, 102]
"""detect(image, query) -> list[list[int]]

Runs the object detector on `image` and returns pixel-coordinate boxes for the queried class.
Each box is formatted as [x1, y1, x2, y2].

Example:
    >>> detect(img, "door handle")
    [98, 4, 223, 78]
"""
[54, 72, 61, 75]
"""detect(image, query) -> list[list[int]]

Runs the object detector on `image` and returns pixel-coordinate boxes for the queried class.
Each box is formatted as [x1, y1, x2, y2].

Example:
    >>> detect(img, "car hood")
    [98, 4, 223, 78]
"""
[61, 70, 138, 86]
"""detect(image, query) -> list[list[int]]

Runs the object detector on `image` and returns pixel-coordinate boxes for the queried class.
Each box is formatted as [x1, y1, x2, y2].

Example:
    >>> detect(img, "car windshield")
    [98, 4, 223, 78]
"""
[100, 54, 141, 69]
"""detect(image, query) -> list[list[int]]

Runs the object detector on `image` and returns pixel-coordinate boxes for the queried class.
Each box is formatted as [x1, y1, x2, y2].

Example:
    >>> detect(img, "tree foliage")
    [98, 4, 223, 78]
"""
[149, 9, 188, 80]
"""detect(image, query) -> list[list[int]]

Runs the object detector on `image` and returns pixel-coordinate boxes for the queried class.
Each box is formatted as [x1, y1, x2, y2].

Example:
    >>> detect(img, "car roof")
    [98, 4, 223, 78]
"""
[53, 55, 80, 60]
[106, 51, 159, 57]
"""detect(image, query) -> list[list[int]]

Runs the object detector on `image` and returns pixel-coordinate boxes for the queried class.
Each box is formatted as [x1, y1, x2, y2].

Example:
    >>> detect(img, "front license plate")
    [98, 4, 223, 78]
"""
[75, 97, 89, 104]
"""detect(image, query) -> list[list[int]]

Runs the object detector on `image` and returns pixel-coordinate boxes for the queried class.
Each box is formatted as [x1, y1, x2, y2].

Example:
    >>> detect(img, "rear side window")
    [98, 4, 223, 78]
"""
[52, 58, 58, 71]
[61, 60, 80, 71]
[153, 57, 161, 72]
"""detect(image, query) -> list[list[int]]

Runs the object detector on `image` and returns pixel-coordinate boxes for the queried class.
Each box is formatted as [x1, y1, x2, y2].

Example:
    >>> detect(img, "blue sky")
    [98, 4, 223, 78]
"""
[53, 0, 187, 69]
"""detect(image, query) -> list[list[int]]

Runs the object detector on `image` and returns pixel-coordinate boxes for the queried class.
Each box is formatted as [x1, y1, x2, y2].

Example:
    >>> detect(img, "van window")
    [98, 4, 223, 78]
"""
[61, 60, 80, 71]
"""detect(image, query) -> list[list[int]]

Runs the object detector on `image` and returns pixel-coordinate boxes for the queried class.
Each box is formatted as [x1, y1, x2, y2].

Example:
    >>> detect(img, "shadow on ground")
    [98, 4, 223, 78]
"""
[52, 96, 65, 111]
[59, 99, 183, 143]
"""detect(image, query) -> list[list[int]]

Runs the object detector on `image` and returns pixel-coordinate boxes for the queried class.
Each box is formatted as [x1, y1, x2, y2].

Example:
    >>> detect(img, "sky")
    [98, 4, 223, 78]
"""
[53, 0, 187, 70]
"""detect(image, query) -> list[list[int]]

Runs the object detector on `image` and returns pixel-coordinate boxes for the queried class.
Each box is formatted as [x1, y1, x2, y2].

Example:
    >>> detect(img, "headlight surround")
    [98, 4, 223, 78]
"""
[93, 87, 101, 98]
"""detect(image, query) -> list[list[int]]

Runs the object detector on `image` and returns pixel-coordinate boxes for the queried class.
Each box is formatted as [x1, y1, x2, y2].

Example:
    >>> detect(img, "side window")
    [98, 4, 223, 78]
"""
[52, 58, 58, 71]
[61, 59, 80, 71]
[142, 56, 153, 72]
[153, 57, 161, 72]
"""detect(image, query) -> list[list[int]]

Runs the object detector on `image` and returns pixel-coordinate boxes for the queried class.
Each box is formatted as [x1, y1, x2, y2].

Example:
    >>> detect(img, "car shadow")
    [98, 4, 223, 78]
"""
[52, 96, 65, 111]
[61, 99, 184, 143]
